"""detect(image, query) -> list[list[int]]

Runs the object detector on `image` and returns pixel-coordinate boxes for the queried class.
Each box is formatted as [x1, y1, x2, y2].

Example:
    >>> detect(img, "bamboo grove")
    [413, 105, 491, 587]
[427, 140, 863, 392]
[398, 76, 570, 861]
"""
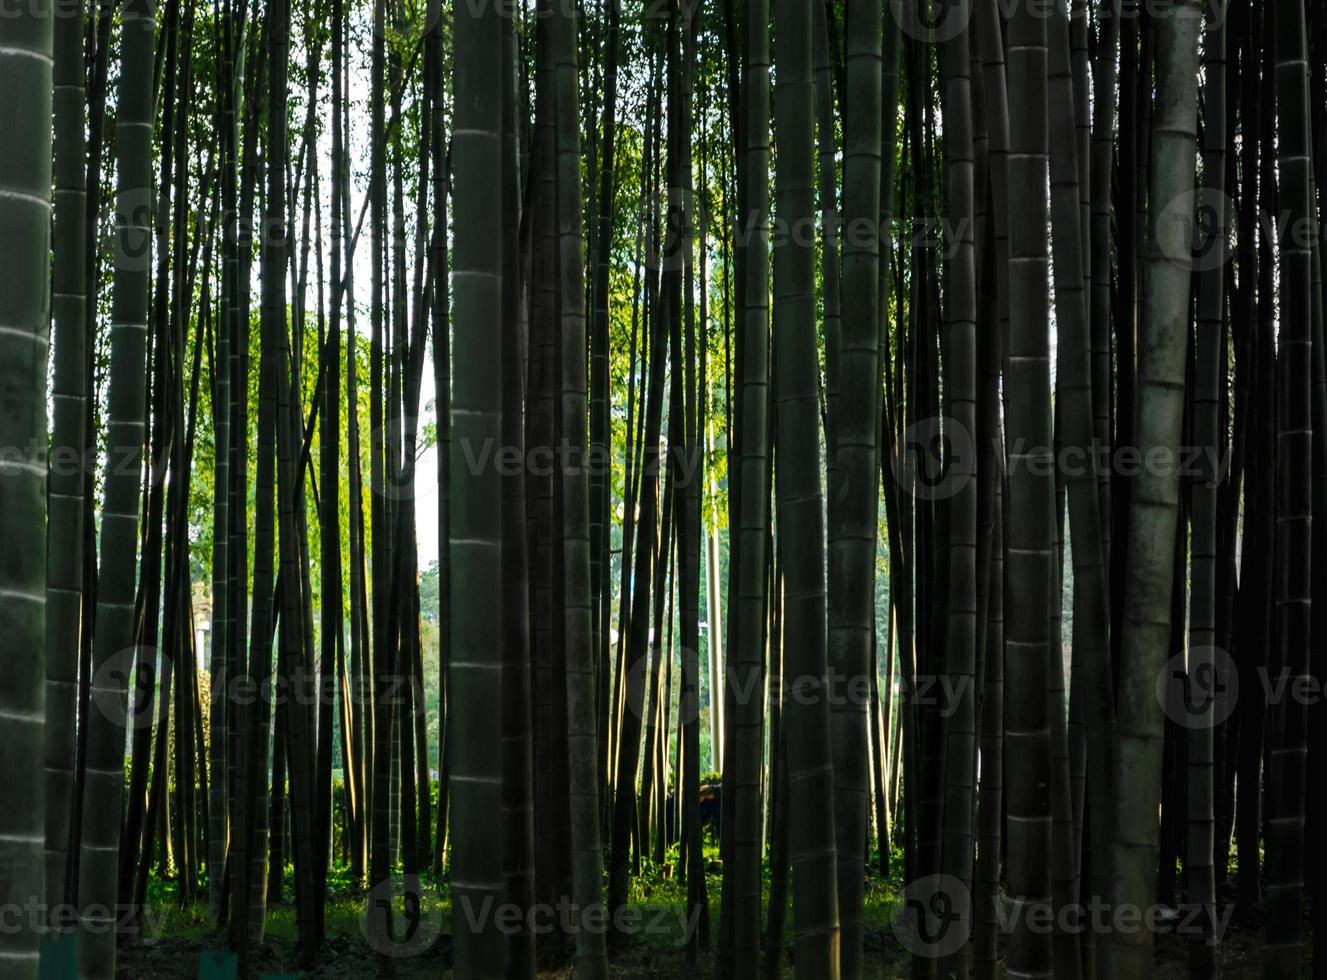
[1, 0, 1326, 977]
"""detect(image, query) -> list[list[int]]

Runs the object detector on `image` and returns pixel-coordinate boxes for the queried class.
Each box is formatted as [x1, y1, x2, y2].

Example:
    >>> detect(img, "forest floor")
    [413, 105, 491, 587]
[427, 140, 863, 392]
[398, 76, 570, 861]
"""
[114, 861, 1305, 978]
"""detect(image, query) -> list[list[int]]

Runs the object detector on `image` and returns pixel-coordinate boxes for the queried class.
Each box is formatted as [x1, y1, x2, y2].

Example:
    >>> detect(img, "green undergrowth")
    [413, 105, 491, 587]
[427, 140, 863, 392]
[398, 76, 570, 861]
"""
[125, 847, 908, 977]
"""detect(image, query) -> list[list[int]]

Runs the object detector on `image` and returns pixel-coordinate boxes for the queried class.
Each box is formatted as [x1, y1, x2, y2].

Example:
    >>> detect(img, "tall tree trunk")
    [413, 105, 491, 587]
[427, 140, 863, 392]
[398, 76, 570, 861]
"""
[1264, 0, 1314, 974]
[1047, 4, 1114, 972]
[1103, 2, 1203, 972]
[498, 13, 535, 976]
[728, 0, 773, 966]
[936, 8, 977, 979]
[448, 0, 506, 970]
[589, 0, 621, 808]
[608, 51, 672, 946]
[75, 0, 155, 972]
[773, 0, 839, 969]
[317, 0, 345, 914]
[1186, 7, 1228, 977]
[673, 9, 709, 962]
[972, 482, 1003, 980]
[208, 32, 234, 917]
[828, 0, 883, 973]
[1003, 0, 1054, 973]
[428, 0, 450, 874]
[551, 0, 609, 970]
[0, 0, 53, 973]
[1091, 0, 1121, 566]
[44, 0, 87, 917]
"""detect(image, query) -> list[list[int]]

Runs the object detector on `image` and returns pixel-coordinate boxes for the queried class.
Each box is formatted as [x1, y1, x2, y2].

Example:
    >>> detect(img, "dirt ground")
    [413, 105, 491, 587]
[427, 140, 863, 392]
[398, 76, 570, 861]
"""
[114, 913, 1292, 978]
